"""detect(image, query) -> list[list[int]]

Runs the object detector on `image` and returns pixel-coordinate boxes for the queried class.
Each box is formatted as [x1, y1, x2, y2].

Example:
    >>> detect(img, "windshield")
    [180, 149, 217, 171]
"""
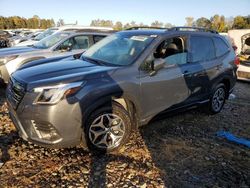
[83, 33, 155, 66]
[34, 28, 58, 41]
[33, 33, 70, 49]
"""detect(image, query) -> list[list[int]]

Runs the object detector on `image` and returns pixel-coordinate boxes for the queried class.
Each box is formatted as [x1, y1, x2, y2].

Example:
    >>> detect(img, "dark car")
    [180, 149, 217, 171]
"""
[0, 30, 12, 48]
[7, 27, 238, 153]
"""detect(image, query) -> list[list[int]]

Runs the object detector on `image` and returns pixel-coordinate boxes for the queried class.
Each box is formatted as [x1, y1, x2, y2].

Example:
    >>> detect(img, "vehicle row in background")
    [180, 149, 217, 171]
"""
[0, 27, 115, 83]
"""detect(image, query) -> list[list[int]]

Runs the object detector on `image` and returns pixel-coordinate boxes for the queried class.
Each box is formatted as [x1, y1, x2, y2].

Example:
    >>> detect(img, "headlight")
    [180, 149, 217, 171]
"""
[0, 55, 18, 65]
[33, 82, 83, 105]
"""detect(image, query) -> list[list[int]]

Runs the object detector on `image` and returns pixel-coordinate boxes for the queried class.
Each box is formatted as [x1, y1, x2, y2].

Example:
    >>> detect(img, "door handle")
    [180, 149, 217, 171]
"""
[182, 70, 189, 76]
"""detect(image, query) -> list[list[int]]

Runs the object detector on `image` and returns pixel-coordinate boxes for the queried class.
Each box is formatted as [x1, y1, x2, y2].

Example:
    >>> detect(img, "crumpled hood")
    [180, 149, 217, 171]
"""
[13, 59, 118, 90]
[0, 46, 39, 57]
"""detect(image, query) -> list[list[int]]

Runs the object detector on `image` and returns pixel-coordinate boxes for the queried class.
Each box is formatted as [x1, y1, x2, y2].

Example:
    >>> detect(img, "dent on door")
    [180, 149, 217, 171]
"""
[139, 65, 189, 120]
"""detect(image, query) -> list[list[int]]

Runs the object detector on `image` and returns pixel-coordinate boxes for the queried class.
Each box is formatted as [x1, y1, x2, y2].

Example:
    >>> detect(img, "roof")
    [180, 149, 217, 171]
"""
[118, 29, 167, 36]
[56, 30, 113, 36]
[118, 26, 219, 37]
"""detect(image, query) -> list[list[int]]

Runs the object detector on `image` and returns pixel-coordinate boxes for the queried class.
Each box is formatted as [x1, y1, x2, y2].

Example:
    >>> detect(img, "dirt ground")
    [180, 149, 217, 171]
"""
[0, 81, 249, 188]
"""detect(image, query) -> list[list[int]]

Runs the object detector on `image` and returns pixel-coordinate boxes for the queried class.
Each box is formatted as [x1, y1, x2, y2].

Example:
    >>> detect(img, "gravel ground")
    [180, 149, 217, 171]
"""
[0, 81, 249, 188]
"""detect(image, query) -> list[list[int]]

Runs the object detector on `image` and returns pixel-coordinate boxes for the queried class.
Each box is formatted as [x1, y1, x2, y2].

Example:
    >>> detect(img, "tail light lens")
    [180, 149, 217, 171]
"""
[234, 57, 240, 66]
[232, 45, 237, 52]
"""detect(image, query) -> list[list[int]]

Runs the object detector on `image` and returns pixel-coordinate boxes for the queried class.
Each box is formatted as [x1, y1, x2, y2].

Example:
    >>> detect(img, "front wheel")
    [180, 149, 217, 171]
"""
[85, 102, 132, 153]
[207, 83, 226, 114]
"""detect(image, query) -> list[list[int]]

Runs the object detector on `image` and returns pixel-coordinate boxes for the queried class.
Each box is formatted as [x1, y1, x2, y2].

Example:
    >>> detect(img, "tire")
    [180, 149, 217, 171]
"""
[85, 102, 132, 153]
[207, 83, 226, 114]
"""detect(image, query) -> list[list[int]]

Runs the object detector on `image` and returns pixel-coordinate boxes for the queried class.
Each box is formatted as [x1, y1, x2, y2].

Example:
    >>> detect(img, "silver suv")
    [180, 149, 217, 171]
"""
[7, 27, 238, 153]
[0, 30, 113, 83]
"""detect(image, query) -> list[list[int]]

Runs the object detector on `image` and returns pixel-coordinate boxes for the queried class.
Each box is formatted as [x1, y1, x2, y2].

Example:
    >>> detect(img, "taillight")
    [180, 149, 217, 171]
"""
[234, 57, 240, 66]
[233, 45, 237, 52]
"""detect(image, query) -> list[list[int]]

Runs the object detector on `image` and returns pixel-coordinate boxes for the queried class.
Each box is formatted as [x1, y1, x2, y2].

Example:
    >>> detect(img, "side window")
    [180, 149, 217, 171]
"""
[72, 35, 89, 49]
[155, 36, 188, 65]
[190, 36, 216, 62]
[141, 36, 188, 71]
[58, 38, 74, 50]
[213, 37, 229, 57]
[93, 35, 106, 43]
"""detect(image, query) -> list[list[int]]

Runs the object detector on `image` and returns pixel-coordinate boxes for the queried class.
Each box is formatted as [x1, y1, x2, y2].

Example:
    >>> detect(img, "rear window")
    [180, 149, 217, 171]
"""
[190, 36, 216, 62]
[213, 37, 229, 57]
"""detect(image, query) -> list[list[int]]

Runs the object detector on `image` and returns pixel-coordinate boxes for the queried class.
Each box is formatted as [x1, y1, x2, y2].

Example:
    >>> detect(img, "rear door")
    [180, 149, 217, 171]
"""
[184, 35, 218, 103]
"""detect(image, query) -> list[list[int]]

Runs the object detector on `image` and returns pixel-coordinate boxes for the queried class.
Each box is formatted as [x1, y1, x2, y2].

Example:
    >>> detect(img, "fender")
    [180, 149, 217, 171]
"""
[19, 56, 45, 68]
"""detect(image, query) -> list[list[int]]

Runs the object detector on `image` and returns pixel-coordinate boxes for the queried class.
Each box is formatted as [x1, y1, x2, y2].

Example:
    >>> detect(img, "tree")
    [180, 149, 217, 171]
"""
[224, 17, 234, 31]
[40, 19, 47, 29]
[57, 19, 65, 27]
[90, 19, 113, 27]
[185, 17, 194, 27]
[50, 19, 55, 27]
[130, 21, 137, 27]
[113, 21, 123, 30]
[123, 23, 131, 29]
[211, 15, 226, 32]
[233, 16, 247, 29]
[151, 20, 164, 27]
[196, 17, 212, 28]
[164, 23, 173, 28]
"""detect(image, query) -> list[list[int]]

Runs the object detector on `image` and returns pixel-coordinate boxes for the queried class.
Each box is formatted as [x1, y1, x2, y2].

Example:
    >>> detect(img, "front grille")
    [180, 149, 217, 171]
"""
[237, 71, 250, 79]
[7, 78, 26, 109]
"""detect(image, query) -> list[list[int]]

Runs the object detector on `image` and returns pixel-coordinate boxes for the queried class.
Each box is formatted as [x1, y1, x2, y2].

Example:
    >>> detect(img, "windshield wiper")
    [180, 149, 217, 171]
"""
[82, 56, 106, 66]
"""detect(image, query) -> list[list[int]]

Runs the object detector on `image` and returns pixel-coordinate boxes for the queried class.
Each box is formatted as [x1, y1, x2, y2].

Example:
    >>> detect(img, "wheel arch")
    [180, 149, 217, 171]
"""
[220, 78, 230, 99]
[81, 94, 140, 130]
[211, 75, 232, 99]
[19, 56, 45, 67]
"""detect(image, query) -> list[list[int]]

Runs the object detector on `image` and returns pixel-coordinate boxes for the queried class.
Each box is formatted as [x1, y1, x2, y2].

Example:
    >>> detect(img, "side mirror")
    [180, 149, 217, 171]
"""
[73, 52, 84, 59]
[149, 59, 165, 76]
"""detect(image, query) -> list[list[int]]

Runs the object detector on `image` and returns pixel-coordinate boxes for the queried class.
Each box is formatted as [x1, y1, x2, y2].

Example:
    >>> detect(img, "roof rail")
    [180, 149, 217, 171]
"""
[169, 27, 218, 34]
[74, 29, 116, 33]
[126, 26, 167, 30]
[58, 25, 114, 31]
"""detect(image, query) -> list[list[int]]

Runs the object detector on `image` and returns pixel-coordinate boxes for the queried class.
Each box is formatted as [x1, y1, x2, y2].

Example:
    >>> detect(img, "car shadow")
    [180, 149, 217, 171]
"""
[0, 131, 18, 166]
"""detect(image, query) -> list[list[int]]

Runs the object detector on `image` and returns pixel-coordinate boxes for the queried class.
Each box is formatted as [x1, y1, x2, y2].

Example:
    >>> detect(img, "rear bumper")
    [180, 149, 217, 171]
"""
[237, 63, 250, 82]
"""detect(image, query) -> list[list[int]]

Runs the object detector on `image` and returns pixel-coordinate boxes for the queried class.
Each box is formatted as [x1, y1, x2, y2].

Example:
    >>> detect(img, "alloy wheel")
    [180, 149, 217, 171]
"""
[88, 113, 126, 150]
[212, 88, 225, 112]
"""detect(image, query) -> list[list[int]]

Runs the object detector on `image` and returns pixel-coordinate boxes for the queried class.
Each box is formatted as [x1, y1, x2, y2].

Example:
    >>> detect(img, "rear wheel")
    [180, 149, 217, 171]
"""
[85, 102, 132, 153]
[207, 83, 226, 114]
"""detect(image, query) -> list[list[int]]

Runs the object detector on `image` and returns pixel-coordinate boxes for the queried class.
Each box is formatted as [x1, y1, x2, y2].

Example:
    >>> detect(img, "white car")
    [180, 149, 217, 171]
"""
[237, 61, 250, 81]
[15, 25, 114, 47]
[237, 35, 250, 81]
[228, 29, 250, 81]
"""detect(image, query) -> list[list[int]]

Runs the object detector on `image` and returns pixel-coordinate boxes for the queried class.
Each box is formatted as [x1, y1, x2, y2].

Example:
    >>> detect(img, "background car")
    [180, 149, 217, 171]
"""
[9, 31, 43, 46]
[0, 29, 114, 83]
[237, 35, 250, 81]
[228, 29, 250, 81]
[15, 25, 114, 47]
[0, 30, 13, 48]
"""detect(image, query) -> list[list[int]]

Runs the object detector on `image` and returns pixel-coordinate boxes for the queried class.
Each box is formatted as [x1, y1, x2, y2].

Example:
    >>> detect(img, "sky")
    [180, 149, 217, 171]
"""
[0, 0, 250, 26]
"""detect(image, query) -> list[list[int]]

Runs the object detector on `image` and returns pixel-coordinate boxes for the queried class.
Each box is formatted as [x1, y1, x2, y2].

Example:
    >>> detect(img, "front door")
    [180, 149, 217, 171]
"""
[139, 35, 191, 119]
